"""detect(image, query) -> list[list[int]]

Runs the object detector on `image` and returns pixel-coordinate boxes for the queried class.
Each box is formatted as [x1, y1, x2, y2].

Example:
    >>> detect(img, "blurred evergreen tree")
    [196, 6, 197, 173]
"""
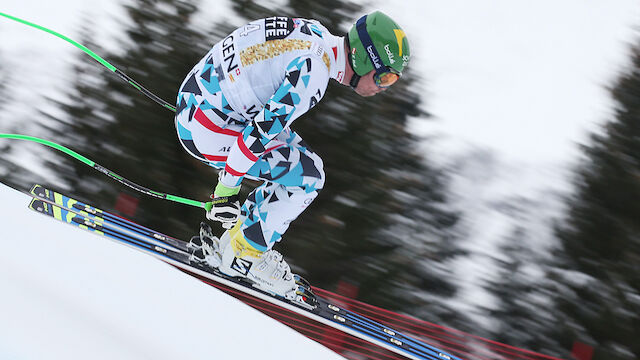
[0, 49, 34, 189]
[484, 226, 570, 357]
[39, 0, 226, 238]
[0, 57, 14, 183]
[550, 39, 640, 359]
[0, 58, 6, 109]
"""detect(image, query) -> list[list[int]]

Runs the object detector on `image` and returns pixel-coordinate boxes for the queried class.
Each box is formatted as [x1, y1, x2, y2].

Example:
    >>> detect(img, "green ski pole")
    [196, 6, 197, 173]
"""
[0, 134, 207, 209]
[0, 12, 176, 112]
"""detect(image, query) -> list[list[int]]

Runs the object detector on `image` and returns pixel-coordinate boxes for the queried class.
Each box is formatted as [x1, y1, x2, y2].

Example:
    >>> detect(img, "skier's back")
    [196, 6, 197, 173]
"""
[175, 12, 410, 302]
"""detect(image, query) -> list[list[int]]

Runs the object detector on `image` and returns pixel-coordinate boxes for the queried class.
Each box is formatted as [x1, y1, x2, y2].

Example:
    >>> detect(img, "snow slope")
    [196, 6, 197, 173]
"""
[0, 183, 344, 360]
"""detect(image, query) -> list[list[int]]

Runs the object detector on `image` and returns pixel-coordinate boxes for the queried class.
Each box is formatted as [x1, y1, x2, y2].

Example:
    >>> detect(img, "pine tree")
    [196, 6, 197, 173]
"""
[485, 226, 570, 357]
[39, 0, 223, 237]
[0, 48, 44, 189]
[551, 39, 640, 359]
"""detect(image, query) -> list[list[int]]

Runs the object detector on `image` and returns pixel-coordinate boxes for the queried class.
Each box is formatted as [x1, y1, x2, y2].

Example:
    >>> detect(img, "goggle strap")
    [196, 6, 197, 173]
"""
[355, 15, 388, 79]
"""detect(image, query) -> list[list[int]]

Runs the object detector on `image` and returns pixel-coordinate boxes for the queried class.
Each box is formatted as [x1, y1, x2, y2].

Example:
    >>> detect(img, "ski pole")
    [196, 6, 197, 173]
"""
[0, 12, 176, 112]
[0, 134, 207, 209]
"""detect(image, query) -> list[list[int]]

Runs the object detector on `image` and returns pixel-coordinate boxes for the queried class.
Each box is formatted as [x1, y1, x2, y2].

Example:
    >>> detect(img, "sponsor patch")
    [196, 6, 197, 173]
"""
[265, 17, 294, 41]
[240, 39, 312, 67]
[222, 34, 239, 74]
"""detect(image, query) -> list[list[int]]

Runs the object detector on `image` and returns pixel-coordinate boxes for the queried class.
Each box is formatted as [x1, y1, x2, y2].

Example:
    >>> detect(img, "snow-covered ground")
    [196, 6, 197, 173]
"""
[0, 183, 344, 360]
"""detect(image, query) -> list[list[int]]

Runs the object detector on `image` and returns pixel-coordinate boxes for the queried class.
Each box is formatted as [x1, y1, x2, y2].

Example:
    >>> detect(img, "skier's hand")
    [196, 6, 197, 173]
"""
[205, 181, 241, 229]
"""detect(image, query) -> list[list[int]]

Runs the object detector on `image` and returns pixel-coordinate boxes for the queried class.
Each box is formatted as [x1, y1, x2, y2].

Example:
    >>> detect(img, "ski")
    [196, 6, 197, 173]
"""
[29, 184, 189, 253]
[28, 193, 460, 360]
[27, 197, 320, 308]
[27, 197, 192, 261]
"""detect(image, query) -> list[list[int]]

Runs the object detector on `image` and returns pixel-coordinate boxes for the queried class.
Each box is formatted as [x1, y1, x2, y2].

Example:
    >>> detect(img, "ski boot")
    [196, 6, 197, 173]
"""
[188, 221, 317, 309]
[215, 221, 318, 310]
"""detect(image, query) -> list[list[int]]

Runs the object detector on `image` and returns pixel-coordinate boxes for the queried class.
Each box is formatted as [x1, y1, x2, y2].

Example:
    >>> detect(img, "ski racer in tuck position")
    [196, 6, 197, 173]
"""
[175, 11, 410, 303]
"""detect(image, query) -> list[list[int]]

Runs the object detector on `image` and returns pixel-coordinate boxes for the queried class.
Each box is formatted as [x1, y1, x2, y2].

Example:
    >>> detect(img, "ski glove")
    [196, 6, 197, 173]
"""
[205, 173, 241, 229]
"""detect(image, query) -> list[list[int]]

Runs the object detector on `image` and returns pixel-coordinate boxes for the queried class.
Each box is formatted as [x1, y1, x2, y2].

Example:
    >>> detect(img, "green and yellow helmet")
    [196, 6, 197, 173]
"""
[347, 11, 410, 87]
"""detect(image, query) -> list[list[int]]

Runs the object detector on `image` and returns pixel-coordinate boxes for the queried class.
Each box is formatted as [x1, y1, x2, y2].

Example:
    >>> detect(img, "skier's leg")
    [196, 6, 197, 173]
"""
[213, 130, 324, 297]
[174, 67, 247, 170]
[180, 128, 322, 301]
[238, 130, 325, 252]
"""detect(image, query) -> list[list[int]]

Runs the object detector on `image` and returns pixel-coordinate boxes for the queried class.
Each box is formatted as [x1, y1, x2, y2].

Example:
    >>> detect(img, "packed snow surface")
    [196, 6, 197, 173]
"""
[0, 183, 344, 360]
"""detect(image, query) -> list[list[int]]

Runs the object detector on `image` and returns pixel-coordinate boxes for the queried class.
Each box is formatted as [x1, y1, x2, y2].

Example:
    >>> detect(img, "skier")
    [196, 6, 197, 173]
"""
[174, 11, 410, 301]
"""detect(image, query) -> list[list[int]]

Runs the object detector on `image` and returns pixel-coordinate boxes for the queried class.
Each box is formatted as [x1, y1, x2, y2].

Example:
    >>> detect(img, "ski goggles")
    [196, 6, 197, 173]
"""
[355, 15, 401, 89]
[374, 68, 401, 88]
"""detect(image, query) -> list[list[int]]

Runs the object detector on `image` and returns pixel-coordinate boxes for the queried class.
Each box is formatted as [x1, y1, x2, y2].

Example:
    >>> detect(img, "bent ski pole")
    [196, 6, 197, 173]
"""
[0, 134, 207, 209]
[0, 12, 176, 112]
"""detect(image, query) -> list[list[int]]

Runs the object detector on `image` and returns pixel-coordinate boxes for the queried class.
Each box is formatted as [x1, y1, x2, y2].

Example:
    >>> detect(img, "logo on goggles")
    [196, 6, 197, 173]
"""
[366, 45, 382, 69]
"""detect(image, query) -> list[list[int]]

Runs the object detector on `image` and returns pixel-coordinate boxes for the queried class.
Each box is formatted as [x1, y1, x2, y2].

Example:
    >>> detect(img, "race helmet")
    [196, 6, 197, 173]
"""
[347, 11, 410, 88]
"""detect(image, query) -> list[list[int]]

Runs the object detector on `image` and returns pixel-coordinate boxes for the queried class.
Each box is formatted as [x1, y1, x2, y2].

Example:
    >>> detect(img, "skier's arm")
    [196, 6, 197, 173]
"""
[219, 56, 329, 187]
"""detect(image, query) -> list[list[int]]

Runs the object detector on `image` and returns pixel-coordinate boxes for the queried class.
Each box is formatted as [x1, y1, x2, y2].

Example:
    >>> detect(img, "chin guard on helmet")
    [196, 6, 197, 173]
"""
[349, 74, 361, 89]
[345, 36, 361, 90]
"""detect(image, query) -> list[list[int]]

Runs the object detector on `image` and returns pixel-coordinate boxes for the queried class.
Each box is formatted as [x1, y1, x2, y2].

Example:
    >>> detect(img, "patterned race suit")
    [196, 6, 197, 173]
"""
[175, 17, 346, 252]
